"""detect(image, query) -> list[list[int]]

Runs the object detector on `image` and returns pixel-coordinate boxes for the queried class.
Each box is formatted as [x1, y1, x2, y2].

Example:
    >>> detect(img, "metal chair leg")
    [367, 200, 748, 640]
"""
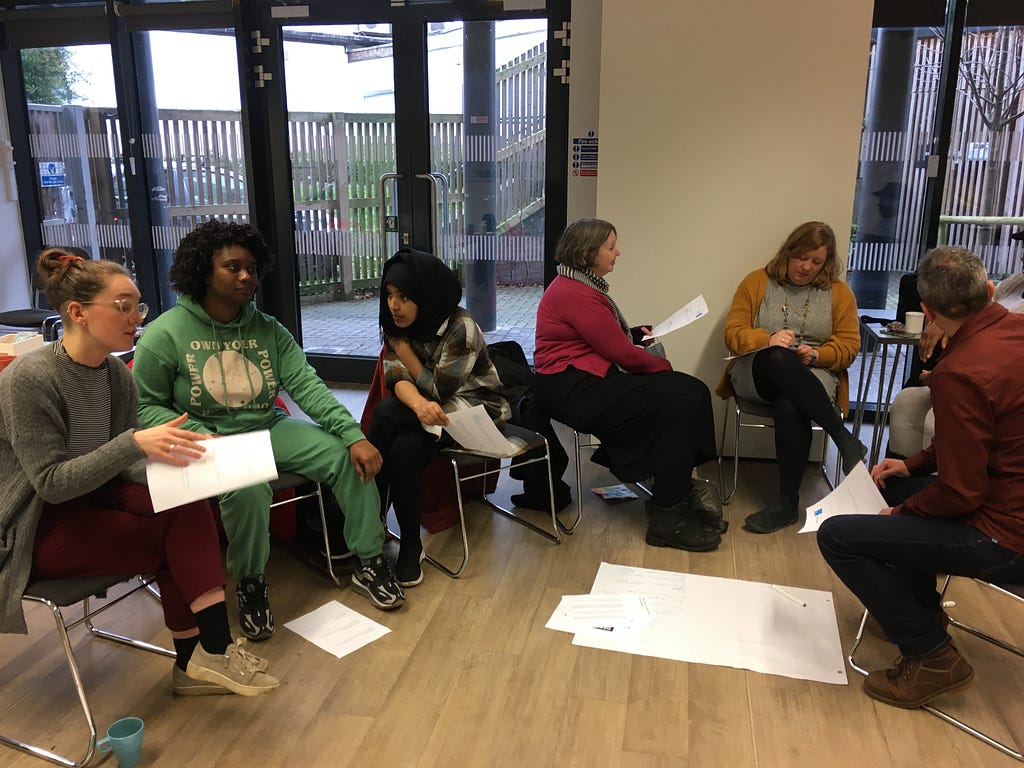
[1, 582, 174, 768]
[0, 597, 102, 768]
[312, 482, 341, 586]
[424, 437, 561, 578]
[847, 577, 1024, 761]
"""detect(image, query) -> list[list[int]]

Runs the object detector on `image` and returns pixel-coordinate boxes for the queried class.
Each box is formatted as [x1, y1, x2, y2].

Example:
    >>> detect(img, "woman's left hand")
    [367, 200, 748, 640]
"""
[349, 439, 383, 481]
[795, 344, 818, 366]
[414, 399, 449, 427]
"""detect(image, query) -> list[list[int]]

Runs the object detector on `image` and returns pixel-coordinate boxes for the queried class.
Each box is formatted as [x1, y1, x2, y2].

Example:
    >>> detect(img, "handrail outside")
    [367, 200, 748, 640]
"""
[937, 215, 1024, 245]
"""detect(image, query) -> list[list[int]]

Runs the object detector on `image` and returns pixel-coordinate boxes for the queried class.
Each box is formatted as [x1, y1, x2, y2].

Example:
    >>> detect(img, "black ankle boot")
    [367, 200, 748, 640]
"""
[645, 502, 722, 552]
[744, 496, 799, 534]
[689, 479, 728, 533]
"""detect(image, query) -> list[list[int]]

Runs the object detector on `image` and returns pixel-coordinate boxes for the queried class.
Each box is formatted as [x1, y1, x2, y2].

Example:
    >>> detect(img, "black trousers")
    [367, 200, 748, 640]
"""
[535, 366, 716, 507]
[750, 346, 851, 500]
[367, 397, 439, 548]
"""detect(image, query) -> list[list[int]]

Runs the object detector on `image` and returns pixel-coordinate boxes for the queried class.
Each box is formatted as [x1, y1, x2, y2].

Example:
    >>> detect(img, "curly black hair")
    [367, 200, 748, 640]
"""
[169, 220, 275, 301]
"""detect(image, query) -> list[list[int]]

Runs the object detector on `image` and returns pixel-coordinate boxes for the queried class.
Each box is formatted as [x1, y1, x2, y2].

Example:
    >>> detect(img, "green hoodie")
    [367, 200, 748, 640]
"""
[133, 295, 365, 447]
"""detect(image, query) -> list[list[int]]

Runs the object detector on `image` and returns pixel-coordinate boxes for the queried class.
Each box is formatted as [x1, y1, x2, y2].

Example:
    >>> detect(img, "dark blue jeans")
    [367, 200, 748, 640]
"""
[818, 513, 1024, 656]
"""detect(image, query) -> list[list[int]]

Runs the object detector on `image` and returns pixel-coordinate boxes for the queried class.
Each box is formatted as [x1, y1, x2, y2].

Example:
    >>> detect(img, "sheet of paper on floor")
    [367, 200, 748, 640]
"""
[284, 600, 390, 658]
[545, 593, 653, 634]
[799, 462, 888, 534]
[570, 562, 848, 685]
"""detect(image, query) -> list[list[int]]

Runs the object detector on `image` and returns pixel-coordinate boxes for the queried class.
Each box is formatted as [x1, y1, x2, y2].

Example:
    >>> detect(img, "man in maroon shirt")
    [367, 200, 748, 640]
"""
[818, 245, 1024, 709]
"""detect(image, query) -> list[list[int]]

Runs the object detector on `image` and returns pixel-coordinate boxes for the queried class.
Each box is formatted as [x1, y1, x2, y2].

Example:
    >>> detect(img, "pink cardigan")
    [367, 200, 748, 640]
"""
[534, 276, 671, 377]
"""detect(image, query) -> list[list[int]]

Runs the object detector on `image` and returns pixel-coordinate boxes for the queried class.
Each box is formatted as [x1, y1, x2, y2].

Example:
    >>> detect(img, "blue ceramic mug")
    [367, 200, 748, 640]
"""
[97, 716, 144, 768]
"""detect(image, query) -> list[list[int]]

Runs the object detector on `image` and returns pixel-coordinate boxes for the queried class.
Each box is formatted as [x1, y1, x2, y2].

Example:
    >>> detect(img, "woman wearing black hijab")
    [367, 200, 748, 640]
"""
[367, 249, 510, 586]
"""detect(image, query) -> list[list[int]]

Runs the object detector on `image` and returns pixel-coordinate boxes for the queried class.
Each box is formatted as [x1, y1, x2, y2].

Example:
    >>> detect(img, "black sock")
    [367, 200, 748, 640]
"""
[195, 602, 232, 656]
[173, 636, 200, 671]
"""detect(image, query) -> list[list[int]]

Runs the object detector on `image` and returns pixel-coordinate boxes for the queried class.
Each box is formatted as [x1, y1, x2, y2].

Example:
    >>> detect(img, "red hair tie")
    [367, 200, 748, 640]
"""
[58, 254, 84, 263]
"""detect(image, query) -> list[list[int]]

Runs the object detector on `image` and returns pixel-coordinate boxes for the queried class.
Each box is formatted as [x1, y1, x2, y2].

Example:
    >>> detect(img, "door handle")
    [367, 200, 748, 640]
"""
[378, 172, 402, 263]
[416, 172, 450, 263]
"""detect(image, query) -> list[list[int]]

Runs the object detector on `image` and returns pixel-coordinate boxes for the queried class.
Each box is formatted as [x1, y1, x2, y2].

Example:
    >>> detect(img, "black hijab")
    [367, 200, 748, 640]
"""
[379, 248, 463, 342]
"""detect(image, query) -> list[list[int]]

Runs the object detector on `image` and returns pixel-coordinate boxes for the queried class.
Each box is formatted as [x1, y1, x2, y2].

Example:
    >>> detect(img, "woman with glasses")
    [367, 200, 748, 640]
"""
[0, 247, 279, 696]
[132, 221, 402, 639]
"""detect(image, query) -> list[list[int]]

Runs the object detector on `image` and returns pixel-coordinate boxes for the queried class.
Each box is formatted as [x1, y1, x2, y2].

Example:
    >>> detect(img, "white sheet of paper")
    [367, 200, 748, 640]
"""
[643, 294, 709, 340]
[284, 600, 390, 658]
[145, 430, 278, 513]
[442, 404, 525, 457]
[571, 562, 848, 685]
[545, 593, 652, 634]
[798, 462, 888, 534]
[724, 344, 769, 361]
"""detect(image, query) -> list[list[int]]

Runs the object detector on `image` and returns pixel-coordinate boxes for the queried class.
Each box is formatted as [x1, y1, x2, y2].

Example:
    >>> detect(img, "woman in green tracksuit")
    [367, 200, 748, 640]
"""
[133, 221, 404, 640]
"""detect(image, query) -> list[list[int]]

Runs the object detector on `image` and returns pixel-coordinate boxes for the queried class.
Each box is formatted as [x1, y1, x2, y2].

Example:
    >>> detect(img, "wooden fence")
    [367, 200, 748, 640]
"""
[28, 43, 548, 298]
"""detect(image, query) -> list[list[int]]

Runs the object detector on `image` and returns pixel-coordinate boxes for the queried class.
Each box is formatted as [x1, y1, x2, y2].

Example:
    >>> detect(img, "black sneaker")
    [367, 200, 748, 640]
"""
[236, 575, 274, 641]
[351, 555, 405, 609]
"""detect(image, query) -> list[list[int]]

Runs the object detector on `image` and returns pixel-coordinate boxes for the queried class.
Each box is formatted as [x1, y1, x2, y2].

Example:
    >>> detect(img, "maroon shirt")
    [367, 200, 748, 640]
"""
[897, 302, 1024, 553]
[534, 276, 671, 378]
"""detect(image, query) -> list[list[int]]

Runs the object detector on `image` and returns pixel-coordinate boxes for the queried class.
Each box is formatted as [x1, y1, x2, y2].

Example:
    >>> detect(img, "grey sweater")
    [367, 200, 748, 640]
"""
[0, 346, 146, 633]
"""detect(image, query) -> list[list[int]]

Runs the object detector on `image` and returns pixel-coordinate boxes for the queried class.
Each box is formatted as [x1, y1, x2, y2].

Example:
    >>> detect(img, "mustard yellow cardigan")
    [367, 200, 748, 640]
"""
[715, 268, 861, 416]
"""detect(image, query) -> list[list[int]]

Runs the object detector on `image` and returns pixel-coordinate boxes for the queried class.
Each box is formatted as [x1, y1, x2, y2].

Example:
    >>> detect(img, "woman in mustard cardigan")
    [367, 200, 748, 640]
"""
[717, 222, 865, 533]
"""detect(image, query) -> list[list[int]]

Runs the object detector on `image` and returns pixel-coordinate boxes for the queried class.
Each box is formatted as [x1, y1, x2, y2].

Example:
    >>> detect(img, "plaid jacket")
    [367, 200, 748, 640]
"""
[383, 309, 511, 424]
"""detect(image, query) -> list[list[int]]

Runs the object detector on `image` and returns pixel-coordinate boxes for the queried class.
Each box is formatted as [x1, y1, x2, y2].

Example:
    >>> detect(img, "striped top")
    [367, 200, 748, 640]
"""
[53, 342, 112, 457]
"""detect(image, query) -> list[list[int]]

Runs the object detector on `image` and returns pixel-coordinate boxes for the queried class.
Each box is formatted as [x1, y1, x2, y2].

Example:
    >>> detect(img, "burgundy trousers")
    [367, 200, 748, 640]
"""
[32, 481, 225, 632]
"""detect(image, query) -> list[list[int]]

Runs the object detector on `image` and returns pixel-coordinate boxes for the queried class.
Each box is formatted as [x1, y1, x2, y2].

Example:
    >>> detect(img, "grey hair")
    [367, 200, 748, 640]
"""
[553, 218, 616, 270]
[917, 245, 990, 319]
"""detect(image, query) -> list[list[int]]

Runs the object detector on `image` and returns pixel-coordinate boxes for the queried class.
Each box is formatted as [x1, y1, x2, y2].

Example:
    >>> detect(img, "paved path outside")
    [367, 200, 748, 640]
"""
[300, 285, 543, 358]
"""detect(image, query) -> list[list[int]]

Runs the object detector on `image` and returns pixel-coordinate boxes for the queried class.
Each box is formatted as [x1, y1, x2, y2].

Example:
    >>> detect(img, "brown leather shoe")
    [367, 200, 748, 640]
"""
[864, 610, 950, 643]
[863, 641, 975, 708]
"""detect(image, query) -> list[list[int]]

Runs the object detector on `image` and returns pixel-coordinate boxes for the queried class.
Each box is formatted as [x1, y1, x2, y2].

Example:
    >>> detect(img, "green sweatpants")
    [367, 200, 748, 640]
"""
[218, 416, 384, 579]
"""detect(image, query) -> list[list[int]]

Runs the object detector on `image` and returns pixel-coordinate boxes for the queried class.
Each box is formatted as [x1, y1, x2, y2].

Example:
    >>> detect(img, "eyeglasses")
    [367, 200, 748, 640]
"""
[80, 299, 149, 319]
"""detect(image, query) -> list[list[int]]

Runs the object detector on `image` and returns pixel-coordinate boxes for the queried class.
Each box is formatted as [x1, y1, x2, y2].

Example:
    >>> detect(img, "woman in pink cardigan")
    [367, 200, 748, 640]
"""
[717, 221, 865, 534]
[533, 218, 722, 552]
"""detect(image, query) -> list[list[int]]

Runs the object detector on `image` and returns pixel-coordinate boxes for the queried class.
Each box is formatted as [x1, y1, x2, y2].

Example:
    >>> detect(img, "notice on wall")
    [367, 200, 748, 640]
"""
[572, 132, 598, 177]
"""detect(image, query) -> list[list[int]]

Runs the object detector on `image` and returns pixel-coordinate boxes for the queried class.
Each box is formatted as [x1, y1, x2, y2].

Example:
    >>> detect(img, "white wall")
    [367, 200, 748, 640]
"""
[0, 60, 30, 311]
[565, 0, 602, 222]
[594, 0, 873, 451]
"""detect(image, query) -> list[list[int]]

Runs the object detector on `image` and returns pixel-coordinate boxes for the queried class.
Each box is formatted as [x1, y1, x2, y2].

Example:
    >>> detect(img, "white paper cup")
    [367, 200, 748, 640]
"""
[904, 311, 925, 335]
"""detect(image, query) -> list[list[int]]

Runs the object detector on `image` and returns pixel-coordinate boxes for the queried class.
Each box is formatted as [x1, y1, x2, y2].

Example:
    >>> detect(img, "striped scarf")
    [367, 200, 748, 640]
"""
[557, 264, 631, 339]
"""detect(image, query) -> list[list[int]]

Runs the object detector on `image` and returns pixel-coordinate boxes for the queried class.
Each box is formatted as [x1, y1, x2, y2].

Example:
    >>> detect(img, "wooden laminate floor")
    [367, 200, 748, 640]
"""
[2, 389, 1023, 768]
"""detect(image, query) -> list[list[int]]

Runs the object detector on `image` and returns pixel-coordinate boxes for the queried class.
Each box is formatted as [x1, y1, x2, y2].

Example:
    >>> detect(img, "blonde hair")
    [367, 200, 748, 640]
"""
[765, 222, 841, 289]
[35, 248, 130, 321]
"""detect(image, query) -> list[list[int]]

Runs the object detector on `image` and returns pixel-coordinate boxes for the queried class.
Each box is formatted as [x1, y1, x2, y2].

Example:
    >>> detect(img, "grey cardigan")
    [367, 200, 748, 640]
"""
[0, 346, 146, 633]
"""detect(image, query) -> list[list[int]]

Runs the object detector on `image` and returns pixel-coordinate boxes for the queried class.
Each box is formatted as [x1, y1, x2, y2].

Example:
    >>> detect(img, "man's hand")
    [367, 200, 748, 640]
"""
[870, 458, 910, 489]
[349, 439, 383, 482]
[918, 322, 947, 362]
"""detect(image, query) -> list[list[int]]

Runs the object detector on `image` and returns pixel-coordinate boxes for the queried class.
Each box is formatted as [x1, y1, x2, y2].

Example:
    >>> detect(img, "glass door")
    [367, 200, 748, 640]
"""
[281, 22, 398, 357]
[426, 19, 549, 358]
[20, 43, 133, 270]
[273, 5, 564, 368]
